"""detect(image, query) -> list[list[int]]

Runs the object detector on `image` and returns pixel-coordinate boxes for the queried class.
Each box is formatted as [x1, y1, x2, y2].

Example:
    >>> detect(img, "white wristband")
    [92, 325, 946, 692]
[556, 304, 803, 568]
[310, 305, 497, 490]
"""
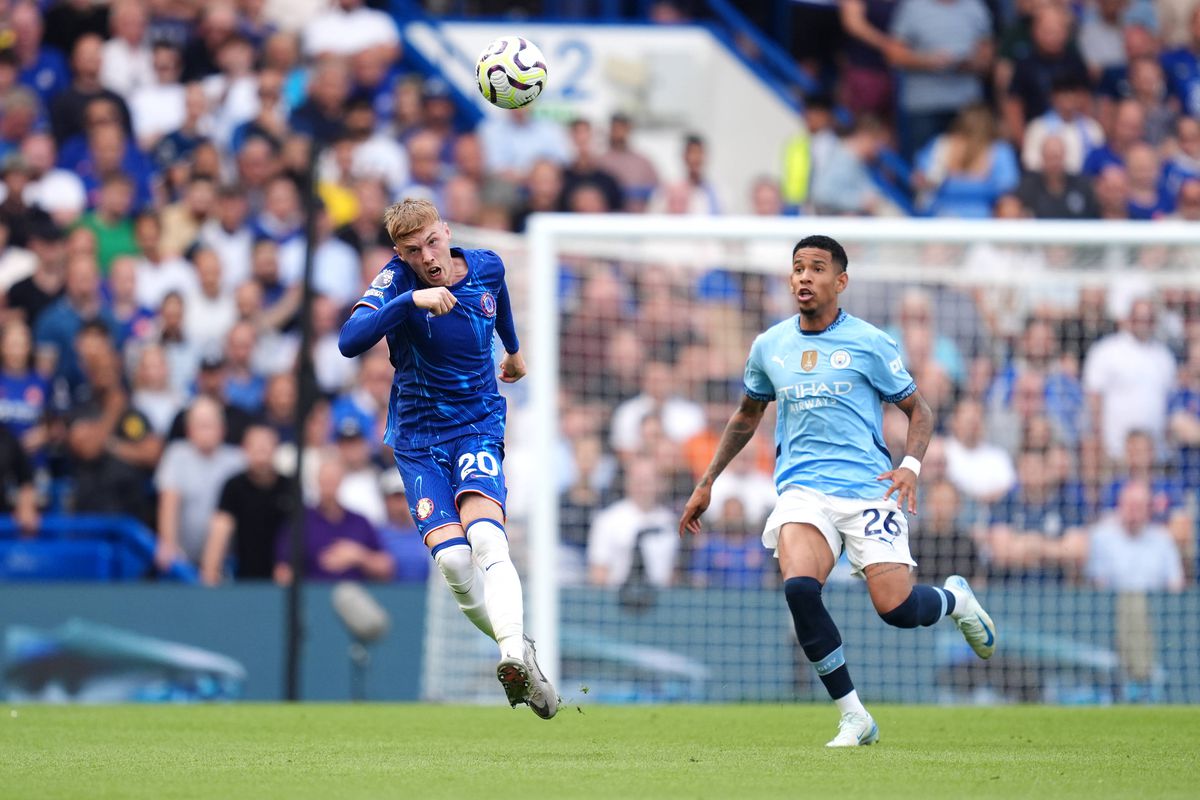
[899, 456, 922, 477]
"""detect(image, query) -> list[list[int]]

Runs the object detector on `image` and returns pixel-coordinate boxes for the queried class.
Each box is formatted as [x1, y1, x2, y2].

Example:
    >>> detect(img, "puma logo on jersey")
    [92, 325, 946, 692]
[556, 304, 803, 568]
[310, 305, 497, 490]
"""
[772, 356, 786, 368]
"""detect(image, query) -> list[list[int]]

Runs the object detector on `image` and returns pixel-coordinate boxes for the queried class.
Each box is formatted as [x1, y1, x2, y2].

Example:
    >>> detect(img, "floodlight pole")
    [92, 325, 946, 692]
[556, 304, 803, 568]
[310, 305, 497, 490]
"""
[285, 138, 322, 701]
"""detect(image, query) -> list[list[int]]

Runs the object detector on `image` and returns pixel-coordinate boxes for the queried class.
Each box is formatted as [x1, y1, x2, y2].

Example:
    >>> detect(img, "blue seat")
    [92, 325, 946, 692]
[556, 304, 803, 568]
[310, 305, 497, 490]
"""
[0, 540, 117, 581]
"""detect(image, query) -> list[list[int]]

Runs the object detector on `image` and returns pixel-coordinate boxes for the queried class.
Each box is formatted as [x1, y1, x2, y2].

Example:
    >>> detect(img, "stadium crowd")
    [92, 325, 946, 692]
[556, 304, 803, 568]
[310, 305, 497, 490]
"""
[0, 0, 1197, 592]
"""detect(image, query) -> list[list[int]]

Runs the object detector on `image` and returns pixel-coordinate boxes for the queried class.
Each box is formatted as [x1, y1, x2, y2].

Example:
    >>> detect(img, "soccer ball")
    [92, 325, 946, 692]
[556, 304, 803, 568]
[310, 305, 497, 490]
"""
[475, 36, 548, 110]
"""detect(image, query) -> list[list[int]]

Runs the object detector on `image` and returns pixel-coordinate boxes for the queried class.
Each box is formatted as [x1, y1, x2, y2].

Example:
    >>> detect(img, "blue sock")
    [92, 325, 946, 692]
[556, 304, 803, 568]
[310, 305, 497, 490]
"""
[880, 585, 954, 629]
[784, 577, 854, 700]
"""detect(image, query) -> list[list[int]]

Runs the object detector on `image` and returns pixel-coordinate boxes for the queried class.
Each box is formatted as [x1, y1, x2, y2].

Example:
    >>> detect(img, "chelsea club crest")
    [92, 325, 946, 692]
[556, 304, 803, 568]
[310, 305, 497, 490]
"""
[480, 292, 497, 317]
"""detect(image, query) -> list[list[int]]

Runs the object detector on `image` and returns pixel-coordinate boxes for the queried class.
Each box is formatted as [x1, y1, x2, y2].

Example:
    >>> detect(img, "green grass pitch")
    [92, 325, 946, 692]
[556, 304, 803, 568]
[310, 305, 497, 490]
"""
[4, 704, 1198, 799]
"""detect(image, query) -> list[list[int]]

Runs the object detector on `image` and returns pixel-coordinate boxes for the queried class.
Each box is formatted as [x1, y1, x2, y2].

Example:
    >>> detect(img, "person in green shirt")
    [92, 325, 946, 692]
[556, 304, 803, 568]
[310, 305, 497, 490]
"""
[77, 173, 139, 275]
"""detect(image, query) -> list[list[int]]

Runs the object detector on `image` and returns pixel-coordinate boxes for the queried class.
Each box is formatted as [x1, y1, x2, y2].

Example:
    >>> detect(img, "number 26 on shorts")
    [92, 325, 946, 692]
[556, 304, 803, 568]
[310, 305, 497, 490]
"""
[861, 509, 901, 538]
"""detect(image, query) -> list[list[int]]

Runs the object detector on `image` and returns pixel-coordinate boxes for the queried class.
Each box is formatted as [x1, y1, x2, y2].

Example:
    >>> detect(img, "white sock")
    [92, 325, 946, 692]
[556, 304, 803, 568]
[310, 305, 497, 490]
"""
[432, 539, 495, 639]
[835, 690, 868, 716]
[466, 518, 525, 660]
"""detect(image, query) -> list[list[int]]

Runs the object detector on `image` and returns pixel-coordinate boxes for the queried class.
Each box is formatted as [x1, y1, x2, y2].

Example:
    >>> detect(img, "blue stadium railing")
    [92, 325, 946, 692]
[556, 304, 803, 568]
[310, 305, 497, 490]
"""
[0, 515, 198, 583]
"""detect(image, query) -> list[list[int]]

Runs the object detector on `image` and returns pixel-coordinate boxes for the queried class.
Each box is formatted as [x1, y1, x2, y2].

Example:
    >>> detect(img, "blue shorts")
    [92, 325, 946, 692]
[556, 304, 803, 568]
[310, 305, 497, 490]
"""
[392, 434, 507, 541]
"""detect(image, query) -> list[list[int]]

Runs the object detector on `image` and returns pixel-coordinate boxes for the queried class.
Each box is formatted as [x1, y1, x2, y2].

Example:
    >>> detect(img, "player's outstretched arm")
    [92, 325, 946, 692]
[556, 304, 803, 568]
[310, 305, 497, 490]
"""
[679, 394, 769, 537]
[877, 389, 934, 515]
[338, 288, 457, 358]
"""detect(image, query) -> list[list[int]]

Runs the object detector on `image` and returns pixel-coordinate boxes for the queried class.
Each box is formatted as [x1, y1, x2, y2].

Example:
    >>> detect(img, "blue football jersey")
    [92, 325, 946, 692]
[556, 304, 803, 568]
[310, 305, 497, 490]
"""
[744, 310, 916, 500]
[352, 247, 514, 451]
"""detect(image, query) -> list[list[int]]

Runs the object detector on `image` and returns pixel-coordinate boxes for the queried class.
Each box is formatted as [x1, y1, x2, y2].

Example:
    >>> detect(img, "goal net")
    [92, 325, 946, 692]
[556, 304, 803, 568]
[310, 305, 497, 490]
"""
[421, 215, 1200, 707]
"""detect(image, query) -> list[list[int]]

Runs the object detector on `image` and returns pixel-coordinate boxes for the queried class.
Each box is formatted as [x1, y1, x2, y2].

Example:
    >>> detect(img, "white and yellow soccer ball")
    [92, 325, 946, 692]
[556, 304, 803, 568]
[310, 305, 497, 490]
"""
[475, 36, 548, 110]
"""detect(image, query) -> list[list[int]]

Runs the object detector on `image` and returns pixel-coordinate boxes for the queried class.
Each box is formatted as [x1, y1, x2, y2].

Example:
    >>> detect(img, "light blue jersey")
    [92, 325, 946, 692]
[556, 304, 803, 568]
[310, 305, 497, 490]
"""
[744, 309, 916, 500]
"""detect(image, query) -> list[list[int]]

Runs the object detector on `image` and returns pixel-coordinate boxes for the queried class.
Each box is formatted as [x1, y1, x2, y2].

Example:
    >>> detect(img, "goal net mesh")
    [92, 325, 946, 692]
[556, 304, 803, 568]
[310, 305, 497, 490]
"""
[421, 217, 1200, 707]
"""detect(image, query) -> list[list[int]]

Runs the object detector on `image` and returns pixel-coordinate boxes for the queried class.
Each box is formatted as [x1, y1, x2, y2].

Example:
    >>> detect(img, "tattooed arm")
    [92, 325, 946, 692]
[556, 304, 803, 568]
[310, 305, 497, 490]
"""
[877, 389, 934, 515]
[678, 394, 770, 536]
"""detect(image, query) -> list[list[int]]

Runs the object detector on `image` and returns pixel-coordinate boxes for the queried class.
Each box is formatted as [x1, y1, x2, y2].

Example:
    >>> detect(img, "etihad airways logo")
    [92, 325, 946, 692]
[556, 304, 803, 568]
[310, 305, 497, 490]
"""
[778, 381, 853, 403]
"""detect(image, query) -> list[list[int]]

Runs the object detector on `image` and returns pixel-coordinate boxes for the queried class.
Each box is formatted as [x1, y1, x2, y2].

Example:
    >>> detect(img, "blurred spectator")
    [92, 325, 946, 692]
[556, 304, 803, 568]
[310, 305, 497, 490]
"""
[988, 316, 1086, 447]
[480, 106, 570, 181]
[20, 133, 88, 228]
[1161, 7, 1200, 117]
[302, 0, 400, 60]
[1124, 142, 1174, 218]
[1094, 163, 1132, 218]
[838, 0, 899, 120]
[909, 479, 980, 583]
[689, 496, 771, 589]
[64, 404, 155, 526]
[129, 342, 183, 437]
[79, 174, 138, 273]
[511, 158, 563, 232]
[1083, 298, 1177, 461]
[342, 99, 409, 198]
[279, 207, 360, 304]
[160, 175, 217, 258]
[132, 213, 197, 309]
[335, 178, 393, 254]
[33, 253, 117, 387]
[561, 118, 623, 213]
[1125, 56, 1176, 146]
[596, 112, 659, 212]
[43, 0, 111, 60]
[1020, 74, 1104, 173]
[259, 372, 298, 446]
[221, 321, 266, 414]
[887, 0, 994, 160]
[100, 0, 155, 97]
[6, 214, 66, 324]
[914, 104, 1020, 218]
[146, 291, 198, 394]
[377, 470, 428, 583]
[559, 433, 613, 555]
[274, 456, 394, 584]
[1086, 479, 1185, 591]
[182, 248, 235, 350]
[332, 415, 385, 527]
[197, 184, 253, 291]
[1079, 0, 1129, 79]
[11, 1, 71, 107]
[50, 34, 132, 147]
[156, 396, 246, 567]
[104, 256, 154, 345]
[1004, 5, 1088, 146]
[986, 449, 1089, 581]
[330, 350, 390, 441]
[311, 295, 355, 394]
[588, 460, 678, 588]
[1168, 334, 1200, 489]
[1164, 117, 1200, 197]
[1083, 99, 1145, 175]
[1101, 429, 1194, 560]
[1017, 135, 1101, 219]
[0, 421, 40, 535]
[809, 115, 888, 215]
[610, 360, 705, 458]
[167, 352, 255, 445]
[252, 175, 304, 245]
[129, 43, 187, 150]
[397, 128, 447, 213]
[0, 319, 49, 455]
[781, 95, 839, 210]
[885, 288, 966, 387]
[945, 398, 1017, 503]
[649, 134, 721, 214]
[289, 56, 350, 145]
[200, 424, 293, 584]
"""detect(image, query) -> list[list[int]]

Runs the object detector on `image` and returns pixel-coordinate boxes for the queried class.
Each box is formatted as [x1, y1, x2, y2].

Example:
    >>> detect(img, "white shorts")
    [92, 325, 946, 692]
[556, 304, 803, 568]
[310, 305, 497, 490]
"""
[762, 485, 917, 579]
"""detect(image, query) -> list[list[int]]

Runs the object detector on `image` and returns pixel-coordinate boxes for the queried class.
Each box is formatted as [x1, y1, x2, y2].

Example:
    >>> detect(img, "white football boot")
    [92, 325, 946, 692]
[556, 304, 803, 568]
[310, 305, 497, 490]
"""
[944, 575, 997, 659]
[826, 711, 880, 747]
[522, 635, 559, 720]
